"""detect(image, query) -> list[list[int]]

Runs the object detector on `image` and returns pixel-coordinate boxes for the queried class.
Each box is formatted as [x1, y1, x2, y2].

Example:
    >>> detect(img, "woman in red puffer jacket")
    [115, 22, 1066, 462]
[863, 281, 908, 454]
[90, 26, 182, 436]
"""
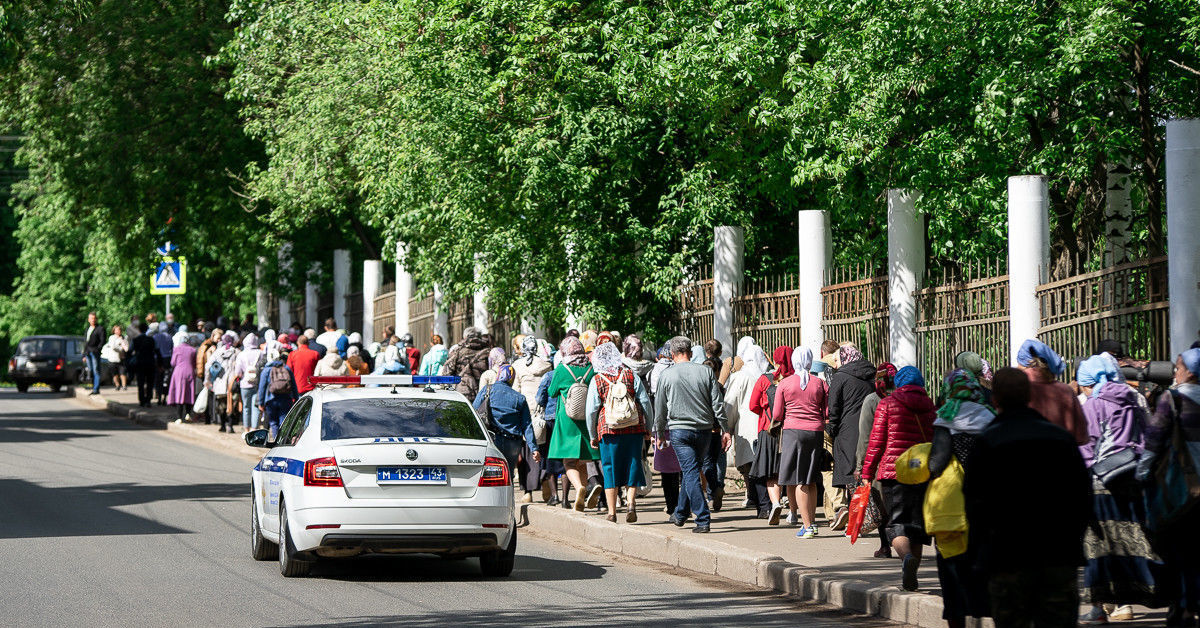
[860, 365, 936, 592]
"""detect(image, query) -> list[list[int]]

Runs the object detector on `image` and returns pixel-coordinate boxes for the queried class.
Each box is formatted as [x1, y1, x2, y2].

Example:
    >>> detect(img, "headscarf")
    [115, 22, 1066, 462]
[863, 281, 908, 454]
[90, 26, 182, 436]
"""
[875, 362, 898, 397]
[1076, 353, 1119, 397]
[536, 338, 553, 361]
[367, 342, 381, 358]
[496, 364, 515, 385]
[894, 365, 925, 389]
[936, 369, 994, 423]
[790, 347, 813, 390]
[657, 343, 670, 361]
[347, 346, 360, 357]
[464, 327, 482, 342]
[735, 336, 756, 360]
[953, 351, 991, 382]
[520, 336, 539, 365]
[221, 331, 237, 348]
[178, 324, 188, 335]
[622, 335, 645, 361]
[810, 359, 829, 375]
[242, 333, 258, 350]
[837, 344, 863, 366]
[487, 347, 507, 370]
[596, 331, 614, 346]
[740, 344, 770, 378]
[559, 336, 588, 366]
[172, 330, 189, 347]
[1182, 348, 1200, 377]
[773, 346, 794, 380]
[579, 329, 598, 349]
[591, 342, 623, 376]
[347, 332, 362, 345]
[1017, 339, 1065, 376]
[690, 344, 706, 364]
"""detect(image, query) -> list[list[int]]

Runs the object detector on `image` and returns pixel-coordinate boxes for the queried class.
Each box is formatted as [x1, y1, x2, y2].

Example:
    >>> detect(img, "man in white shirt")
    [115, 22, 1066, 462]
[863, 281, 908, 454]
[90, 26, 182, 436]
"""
[315, 318, 341, 353]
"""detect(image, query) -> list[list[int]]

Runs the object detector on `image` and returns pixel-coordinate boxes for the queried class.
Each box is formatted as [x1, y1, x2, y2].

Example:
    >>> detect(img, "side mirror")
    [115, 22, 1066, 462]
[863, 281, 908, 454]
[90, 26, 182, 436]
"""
[243, 429, 272, 448]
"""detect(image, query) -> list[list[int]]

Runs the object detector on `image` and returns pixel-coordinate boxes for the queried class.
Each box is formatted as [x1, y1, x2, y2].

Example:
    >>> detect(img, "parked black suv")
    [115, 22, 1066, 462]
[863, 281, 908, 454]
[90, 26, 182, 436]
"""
[8, 335, 87, 393]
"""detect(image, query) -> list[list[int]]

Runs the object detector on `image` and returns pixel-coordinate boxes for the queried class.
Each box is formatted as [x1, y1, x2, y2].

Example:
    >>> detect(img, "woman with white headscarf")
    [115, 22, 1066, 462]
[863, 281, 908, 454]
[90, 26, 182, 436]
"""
[584, 342, 652, 523]
[772, 346, 829, 536]
[724, 341, 772, 517]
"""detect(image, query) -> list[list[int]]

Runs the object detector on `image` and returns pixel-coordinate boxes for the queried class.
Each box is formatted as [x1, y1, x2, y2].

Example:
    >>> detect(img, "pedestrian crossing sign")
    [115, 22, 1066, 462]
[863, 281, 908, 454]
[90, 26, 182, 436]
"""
[150, 257, 187, 295]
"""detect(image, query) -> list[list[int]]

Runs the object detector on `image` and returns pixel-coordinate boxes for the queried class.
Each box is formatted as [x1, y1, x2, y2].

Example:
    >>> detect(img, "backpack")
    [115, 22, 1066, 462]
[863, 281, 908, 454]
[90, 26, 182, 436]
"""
[207, 359, 226, 383]
[562, 366, 591, 422]
[601, 372, 640, 429]
[266, 365, 293, 396]
[766, 380, 783, 436]
[243, 356, 259, 386]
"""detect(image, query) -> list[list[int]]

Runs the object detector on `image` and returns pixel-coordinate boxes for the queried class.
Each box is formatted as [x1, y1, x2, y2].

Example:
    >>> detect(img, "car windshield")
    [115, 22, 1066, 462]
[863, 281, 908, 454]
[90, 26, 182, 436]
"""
[320, 398, 486, 441]
[18, 339, 64, 356]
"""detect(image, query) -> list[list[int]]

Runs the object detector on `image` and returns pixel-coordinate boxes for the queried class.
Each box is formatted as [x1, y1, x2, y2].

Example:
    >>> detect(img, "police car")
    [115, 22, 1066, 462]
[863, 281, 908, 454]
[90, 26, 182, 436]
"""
[244, 375, 517, 577]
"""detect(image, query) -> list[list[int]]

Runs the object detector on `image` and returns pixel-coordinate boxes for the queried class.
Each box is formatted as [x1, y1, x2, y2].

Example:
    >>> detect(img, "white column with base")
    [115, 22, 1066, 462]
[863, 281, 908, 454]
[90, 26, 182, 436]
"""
[888, 189, 925, 368]
[395, 241, 412, 339]
[1167, 119, 1200, 358]
[473, 259, 489, 332]
[304, 263, 319, 330]
[362, 260, 382, 342]
[712, 226, 744, 359]
[433, 284, 449, 341]
[332, 249, 350, 329]
[1007, 175, 1051, 365]
[276, 244, 292, 329]
[797, 210, 831, 352]
[255, 260, 269, 331]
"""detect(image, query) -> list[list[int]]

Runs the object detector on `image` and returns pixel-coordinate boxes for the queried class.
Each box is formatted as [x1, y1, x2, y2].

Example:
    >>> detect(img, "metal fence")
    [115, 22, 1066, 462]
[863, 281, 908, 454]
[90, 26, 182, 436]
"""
[675, 267, 715, 345]
[1036, 256, 1170, 369]
[373, 287, 395, 343]
[409, 294, 435, 352]
[915, 259, 1009, 382]
[447, 297, 473, 348]
[820, 266, 890, 364]
[731, 274, 802, 351]
[345, 291, 363, 336]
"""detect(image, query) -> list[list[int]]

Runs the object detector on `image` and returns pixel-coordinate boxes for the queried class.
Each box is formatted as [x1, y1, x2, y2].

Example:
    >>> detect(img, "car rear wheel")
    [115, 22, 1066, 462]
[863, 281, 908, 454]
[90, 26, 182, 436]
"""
[251, 493, 277, 561]
[479, 527, 516, 577]
[277, 499, 311, 577]
[15, 381, 29, 393]
[49, 383, 62, 393]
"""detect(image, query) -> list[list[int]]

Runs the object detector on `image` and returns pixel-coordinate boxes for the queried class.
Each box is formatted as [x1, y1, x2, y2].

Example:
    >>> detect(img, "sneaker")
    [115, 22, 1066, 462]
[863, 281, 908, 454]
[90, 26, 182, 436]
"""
[742, 497, 753, 509]
[711, 486, 724, 512]
[1108, 606, 1134, 622]
[1079, 607, 1108, 625]
[808, 524, 819, 537]
[901, 554, 919, 591]
[797, 526, 815, 539]
[585, 482, 602, 509]
[521, 492, 533, 504]
[768, 505, 783, 526]
[785, 512, 799, 526]
[692, 525, 710, 533]
[830, 507, 849, 531]
[670, 514, 687, 527]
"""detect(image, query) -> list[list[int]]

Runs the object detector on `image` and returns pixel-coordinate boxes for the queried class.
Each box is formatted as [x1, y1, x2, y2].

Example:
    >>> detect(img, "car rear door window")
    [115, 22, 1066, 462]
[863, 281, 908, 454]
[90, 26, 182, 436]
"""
[321, 398, 485, 441]
[18, 339, 64, 356]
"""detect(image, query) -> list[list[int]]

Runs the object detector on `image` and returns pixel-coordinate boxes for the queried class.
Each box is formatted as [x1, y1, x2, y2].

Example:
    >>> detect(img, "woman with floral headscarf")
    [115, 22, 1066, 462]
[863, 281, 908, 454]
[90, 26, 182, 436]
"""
[479, 347, 507, 389]
[584, 342, 652, 523]
[750, 346, 792, 524]
[547, 336, 600, 511]
[772, 347, 829, 536]
[929, 369, 996, 626]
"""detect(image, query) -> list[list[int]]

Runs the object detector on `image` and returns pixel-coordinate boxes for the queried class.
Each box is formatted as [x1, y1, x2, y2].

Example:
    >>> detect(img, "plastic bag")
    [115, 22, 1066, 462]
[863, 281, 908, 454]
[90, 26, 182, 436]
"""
[847, 484, 881, 544]
[636, 456, 653, 497]
[192, 389, 209, 414]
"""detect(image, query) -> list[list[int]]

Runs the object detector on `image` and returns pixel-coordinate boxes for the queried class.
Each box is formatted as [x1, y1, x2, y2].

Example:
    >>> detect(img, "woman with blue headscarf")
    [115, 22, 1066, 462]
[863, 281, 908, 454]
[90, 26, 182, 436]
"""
[1017, 339, 1088, 445]
[861, 365, 936, 592]
[1074, 354, 1157, 623]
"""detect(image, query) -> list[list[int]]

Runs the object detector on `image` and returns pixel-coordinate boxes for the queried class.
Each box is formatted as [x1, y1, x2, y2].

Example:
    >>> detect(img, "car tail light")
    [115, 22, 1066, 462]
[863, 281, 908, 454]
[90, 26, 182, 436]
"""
[7, 358, 14, 371]
[55, 358, 64, 371]
[478, 456, 510, 487]
[304, 457, 343, 487]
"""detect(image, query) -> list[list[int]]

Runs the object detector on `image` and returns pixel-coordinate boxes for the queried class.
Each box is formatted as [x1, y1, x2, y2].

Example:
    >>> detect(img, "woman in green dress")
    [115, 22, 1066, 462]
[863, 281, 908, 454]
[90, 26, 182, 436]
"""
[548, 335, 599, 510]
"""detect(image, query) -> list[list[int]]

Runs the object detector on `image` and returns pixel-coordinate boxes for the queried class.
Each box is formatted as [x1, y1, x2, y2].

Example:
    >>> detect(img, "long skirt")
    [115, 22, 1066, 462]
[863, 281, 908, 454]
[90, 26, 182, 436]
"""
[749, 429, 781, 480]
[880, 478, 930, 545]
[1082, 477, 1162, 606]
[547, 416, 600, 461]
[598, 433, 647, 489]
[778, 428, 822, 486]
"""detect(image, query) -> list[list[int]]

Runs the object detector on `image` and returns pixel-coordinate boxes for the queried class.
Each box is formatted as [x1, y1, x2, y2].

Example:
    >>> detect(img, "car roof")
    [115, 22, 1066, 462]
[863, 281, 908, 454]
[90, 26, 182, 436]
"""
[309, 386, 474, 406]
[21, 335, 82, 340]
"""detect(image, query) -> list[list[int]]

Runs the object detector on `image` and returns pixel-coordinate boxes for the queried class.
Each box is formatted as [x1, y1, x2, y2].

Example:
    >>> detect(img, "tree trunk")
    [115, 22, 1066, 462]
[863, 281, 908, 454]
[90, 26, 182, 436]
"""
[1132, 32, 1164, 256]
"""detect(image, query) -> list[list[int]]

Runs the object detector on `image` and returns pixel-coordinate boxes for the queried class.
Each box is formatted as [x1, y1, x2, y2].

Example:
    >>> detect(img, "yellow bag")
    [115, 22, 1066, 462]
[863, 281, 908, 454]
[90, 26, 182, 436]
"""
[924, 455, 969, 558]
[895, 442, 932, 485]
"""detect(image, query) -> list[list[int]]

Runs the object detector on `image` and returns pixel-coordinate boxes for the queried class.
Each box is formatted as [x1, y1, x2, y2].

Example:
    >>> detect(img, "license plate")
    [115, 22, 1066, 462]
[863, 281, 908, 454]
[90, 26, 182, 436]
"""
[376, 466, 448, 485]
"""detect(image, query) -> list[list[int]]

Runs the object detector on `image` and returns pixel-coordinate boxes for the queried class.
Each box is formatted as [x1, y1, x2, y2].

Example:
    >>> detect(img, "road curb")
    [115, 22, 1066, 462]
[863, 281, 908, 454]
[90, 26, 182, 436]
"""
[522, 503, 955, 628]
[72, 387, 261, 461]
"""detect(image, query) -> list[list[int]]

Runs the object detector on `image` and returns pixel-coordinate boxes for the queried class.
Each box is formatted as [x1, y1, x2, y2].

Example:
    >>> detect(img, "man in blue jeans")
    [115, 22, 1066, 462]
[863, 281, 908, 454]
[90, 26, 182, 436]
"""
[84, 312, 104, 395]
[653, 336, 731, 533]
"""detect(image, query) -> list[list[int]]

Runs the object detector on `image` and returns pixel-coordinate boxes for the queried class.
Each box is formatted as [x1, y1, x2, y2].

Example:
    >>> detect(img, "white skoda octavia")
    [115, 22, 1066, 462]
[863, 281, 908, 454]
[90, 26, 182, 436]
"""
[245, 375, 516, 577]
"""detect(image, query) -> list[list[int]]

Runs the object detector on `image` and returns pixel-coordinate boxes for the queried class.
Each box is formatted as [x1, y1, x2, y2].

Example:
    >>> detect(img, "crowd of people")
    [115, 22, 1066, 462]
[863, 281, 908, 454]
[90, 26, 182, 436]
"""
[83, 309, 1200, 627]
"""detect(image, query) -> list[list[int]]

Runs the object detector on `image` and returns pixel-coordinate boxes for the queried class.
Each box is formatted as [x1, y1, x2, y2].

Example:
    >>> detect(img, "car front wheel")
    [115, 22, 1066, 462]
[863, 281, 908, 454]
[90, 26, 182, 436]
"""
[277, 499, 311, 577]
[15, 381, 29, 393]
[479, 527, 516, 577]
[250, 493, 277, 561]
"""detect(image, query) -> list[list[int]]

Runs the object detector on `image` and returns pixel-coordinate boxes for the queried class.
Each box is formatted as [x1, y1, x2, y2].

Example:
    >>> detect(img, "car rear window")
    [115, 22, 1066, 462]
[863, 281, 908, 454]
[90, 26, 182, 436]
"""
[320, 398, 486, 441]
[18, 339, 64, 356]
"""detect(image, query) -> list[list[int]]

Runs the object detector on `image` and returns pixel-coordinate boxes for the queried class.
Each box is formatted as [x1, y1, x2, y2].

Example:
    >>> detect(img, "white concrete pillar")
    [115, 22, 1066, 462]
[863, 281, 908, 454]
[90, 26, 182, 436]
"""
[362, 260, 382, 342]
[1105, 164, 1134, 267]
[888, 189, 925, 368]
[255, 259, 269, 331]
[277, 244, 292, 329]
[713, 226, 744, 359]
[433, 284, 449, 341]
[1007, 175, 1051, 365]
[304, 263, 319, 330]
[473, 258, 489, 332]
[797, 211, 831, 352]
[1167, 119, 1200, 358]
[332, 249, 350, 328]
[394, 241, 412, 339]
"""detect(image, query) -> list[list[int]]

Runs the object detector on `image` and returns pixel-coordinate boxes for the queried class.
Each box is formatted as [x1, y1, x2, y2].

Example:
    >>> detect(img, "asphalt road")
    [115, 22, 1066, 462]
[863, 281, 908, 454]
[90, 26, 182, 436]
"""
[0, 389, 886, 628]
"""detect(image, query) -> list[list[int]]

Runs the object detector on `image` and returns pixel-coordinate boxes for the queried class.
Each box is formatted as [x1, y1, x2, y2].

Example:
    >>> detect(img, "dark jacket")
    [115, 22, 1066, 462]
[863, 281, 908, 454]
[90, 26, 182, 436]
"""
[535, 370, 557, 422]
[963, 404, 1091, 574]
[445, 336, 490, 400]
[130, 334, 159, 372]
[85, 324, 104, 357]
[827, 358, 876, 485]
